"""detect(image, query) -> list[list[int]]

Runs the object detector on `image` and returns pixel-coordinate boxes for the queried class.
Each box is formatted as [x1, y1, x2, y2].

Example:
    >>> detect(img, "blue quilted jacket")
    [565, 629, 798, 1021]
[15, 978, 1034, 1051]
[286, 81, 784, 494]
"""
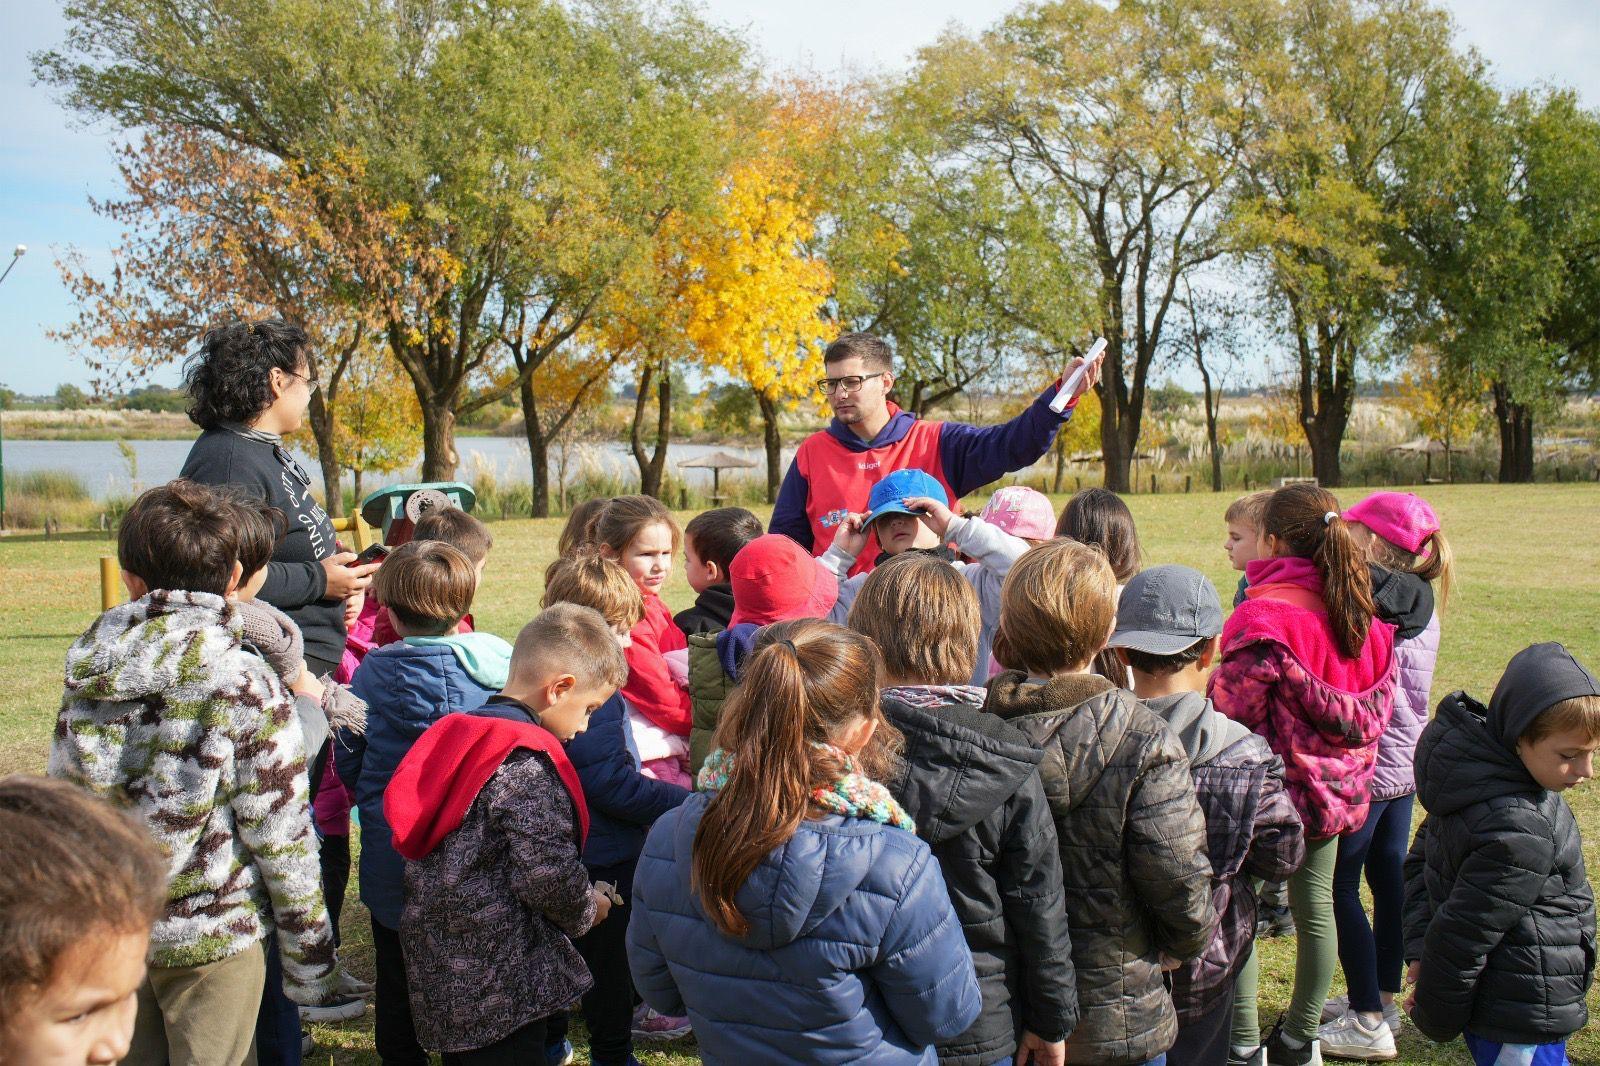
[628, 790, 982, 1064]
[335, 641, 498, 929]
[565, 693, 689, 875]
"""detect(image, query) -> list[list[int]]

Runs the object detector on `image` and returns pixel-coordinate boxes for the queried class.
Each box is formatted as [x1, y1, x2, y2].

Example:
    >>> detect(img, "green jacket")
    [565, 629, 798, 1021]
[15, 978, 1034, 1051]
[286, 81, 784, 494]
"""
[688, 632, 735, 777]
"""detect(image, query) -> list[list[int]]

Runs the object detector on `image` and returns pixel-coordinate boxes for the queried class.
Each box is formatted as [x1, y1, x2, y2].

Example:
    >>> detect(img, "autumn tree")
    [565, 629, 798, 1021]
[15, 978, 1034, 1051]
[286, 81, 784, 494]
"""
[899, 0, 1274, 492]
[1393, 345, 1479, 483]
[318, 347, 422, 504]
[38, 0, 751, 481]
[679, 93, 842, 501]
[52, 128, 452, 515]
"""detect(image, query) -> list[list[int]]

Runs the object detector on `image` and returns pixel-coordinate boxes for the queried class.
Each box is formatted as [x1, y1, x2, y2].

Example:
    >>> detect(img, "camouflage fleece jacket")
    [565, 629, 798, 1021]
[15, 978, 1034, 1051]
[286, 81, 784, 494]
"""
[50, 590, 336, 1001]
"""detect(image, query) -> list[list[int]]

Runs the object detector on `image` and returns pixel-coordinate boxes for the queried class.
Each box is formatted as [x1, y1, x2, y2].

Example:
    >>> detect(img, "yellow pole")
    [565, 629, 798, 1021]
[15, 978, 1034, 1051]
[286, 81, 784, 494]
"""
[100, 556, 120, 612]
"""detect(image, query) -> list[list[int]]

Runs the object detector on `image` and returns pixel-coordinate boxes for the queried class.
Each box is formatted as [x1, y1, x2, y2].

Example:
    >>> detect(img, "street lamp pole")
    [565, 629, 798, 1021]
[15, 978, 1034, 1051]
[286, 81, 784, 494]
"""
[0, 244, 26, 530]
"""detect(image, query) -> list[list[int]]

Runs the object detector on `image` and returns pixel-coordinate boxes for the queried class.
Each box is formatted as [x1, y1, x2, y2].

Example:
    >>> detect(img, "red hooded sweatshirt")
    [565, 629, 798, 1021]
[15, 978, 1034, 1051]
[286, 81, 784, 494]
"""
[385, 712, 588, 861]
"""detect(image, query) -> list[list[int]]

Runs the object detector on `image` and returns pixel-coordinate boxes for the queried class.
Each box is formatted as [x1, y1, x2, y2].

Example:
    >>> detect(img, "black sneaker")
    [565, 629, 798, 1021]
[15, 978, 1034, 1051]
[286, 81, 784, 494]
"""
[1256, 904, 1296, 939]
[1228, 1045, 1266, 1066]
[1264, 1018, 1323, 1066]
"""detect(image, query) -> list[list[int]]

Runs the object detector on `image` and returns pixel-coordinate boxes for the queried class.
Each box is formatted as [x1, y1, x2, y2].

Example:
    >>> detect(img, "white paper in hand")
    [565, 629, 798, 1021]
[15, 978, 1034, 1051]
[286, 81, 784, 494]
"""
[1050, 337, 1108, 413]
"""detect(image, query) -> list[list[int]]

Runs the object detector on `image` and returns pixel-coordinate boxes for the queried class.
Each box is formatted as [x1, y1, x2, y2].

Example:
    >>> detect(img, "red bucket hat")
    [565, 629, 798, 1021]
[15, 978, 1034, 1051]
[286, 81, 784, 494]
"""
[1342, 492, 1440, 555]
[728, 534, 840, 626]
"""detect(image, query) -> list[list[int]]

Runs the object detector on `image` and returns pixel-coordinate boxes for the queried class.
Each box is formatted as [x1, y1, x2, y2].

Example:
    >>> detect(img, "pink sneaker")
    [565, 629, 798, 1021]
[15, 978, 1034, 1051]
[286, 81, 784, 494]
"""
[631, 1004, 692, 1042]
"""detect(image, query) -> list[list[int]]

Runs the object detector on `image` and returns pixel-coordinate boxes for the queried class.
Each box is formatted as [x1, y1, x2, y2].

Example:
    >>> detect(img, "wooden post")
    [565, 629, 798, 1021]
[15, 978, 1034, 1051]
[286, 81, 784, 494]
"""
[100, 556, 120, 612]
[1150, 473, 1156, 494]
[1185, 475, 1192, 494]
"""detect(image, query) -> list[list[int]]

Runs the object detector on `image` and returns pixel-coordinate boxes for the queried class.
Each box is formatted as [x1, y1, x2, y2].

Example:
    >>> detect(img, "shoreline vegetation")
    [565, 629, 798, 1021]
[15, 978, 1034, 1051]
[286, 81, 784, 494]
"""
[2, 396, 1596, 533]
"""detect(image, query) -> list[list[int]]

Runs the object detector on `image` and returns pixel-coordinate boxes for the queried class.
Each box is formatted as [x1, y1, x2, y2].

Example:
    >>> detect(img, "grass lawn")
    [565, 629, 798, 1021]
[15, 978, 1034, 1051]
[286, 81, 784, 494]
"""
[2, 482, 1597, 1064]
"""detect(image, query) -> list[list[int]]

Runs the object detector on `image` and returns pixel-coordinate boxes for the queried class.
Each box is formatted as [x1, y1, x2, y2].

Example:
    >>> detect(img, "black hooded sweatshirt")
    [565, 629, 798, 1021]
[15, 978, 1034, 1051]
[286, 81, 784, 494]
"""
[881, 688, 1076, 1066]
[673, 583, 735, 637]
[1369, 564, 1433, 640]
[1403, 642, 1599, 1045]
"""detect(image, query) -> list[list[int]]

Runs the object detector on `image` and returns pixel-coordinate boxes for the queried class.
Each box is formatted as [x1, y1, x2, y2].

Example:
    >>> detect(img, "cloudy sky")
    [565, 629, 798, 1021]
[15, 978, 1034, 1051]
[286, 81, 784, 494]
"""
[2, 0, 1596, 394]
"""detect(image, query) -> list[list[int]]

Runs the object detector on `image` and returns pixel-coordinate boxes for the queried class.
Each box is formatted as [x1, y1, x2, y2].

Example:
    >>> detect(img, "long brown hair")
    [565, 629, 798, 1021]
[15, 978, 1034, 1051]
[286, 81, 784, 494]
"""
[692, 620, 899, 937]
[589, 494, 681, 555]
[1263, 484, 1375, 658]
[1056, 488, 1142, 582]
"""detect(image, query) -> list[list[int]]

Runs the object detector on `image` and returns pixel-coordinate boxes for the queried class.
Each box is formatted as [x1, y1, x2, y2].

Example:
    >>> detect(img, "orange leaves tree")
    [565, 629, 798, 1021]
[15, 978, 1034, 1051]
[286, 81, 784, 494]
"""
[38, 0, 752, 486]
[52, 127, 451, 514]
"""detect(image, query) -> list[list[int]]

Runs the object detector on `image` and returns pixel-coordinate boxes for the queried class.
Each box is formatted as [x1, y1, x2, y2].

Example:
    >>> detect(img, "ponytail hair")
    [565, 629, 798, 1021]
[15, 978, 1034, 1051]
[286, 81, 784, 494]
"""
[1366, 527, 1455, 611]
[1262, 484, 1375, 659]
[691, 620, 898, 937]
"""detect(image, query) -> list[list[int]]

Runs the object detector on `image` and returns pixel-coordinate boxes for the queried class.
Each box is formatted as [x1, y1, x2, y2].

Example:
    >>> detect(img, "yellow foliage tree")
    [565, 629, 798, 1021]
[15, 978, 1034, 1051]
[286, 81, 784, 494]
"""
[593, 88, 842, 500]
[1394, 345, 1481, 483]
[681, 113, 839, 499]
[317, 348, 422, 505]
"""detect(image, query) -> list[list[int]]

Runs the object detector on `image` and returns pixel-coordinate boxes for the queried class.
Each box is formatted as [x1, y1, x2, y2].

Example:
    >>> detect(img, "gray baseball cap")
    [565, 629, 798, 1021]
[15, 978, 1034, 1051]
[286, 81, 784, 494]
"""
[1108, 564, 1224, 655]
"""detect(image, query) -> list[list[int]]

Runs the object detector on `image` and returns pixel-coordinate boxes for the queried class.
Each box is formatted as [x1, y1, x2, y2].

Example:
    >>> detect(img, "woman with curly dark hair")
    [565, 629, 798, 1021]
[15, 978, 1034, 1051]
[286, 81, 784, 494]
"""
[179, 320, 378, 672]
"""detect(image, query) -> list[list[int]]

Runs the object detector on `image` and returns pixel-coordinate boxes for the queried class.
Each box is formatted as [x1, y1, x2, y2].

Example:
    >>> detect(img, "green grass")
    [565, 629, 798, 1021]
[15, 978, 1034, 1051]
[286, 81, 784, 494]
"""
[3, 484, 1598, 1063]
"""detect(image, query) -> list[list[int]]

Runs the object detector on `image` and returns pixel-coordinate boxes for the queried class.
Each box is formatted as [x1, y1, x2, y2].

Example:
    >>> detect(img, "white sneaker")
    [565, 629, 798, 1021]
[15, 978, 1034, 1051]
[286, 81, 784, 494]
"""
[1317, 1011, 1397, 1062]
[299, 991, 368, 1023]
[1320, 996, 1402, 1036]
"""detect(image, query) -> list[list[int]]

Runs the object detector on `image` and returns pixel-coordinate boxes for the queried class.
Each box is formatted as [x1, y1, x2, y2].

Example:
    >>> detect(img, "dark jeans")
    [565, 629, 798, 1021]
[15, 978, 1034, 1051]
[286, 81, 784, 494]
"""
[1333, 794, 1413, 1014]
[371, 919, 429, 1066]
[255, 933, 302, 1066]
[319, 830, 350, 945]
[441, 1016, 548, 1066]
[1169, 982, 1237, 1066]
[573, 863, 637, 1065]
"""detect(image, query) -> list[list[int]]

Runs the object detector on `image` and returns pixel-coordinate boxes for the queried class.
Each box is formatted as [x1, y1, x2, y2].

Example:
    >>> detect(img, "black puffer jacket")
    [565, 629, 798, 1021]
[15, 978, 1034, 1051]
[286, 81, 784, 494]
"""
[983, 672, 1215, 1066]
[881, 687, 1075, 1066]
[1403, 642, 1599, 1045]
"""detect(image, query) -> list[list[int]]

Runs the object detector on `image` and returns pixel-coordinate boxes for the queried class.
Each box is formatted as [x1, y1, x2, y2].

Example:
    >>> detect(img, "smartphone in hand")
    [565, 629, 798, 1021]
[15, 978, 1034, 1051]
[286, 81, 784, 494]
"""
[349, 543, 391, 567]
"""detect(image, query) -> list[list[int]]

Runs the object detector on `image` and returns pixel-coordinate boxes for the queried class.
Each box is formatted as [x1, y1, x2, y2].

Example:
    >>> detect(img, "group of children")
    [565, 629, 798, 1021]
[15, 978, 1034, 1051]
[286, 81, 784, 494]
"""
[2, 468, 1597, 1066]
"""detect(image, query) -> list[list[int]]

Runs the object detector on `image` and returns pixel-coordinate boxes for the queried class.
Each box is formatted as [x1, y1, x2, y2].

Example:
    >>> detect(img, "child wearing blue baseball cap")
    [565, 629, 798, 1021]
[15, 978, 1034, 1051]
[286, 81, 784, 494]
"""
[819, 469, 1031, 664]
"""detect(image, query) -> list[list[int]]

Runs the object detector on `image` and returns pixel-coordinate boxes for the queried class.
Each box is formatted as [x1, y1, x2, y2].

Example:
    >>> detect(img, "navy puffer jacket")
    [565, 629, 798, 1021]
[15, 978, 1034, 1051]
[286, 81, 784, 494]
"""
[628, 790, 983, 1064]
[335, 642, 498, 929]
[565, 694, 689, 876]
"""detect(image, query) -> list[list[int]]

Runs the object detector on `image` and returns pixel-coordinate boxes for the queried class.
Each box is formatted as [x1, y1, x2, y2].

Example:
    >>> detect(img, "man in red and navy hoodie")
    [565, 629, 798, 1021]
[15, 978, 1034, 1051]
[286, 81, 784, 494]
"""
[770, 332, 1100, 574]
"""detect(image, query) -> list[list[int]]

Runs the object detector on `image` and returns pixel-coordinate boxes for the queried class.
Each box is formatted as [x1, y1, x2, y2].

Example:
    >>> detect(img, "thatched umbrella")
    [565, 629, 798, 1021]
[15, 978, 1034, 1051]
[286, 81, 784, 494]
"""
[1389, 437, 1448, 482]
[677, 451, 758, 502]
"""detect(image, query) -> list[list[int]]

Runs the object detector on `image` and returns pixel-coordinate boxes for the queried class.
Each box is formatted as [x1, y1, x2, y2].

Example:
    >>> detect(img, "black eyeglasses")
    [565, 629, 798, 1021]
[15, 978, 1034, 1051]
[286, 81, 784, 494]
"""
[282, 369, 319, 393]
[817, 373, 884, 396]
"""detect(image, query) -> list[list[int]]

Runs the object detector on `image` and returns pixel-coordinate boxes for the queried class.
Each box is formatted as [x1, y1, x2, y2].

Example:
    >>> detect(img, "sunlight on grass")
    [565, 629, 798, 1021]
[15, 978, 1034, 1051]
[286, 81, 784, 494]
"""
[4, 483, 1596, 1064]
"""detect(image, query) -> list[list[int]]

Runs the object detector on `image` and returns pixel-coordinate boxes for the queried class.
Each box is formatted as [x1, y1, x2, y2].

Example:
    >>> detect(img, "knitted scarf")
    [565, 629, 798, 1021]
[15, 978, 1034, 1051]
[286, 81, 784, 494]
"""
[697, 744, 916, 832]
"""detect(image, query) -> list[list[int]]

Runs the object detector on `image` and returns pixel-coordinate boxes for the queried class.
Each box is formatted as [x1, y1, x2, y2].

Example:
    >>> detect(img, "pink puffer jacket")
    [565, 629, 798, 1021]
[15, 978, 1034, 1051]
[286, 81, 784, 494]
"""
[1208, 557, 1397, 840]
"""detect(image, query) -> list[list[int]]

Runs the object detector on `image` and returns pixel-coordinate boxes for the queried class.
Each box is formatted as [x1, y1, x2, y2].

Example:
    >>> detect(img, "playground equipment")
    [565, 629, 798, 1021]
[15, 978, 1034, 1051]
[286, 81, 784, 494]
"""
[98, 481, 477, 610]
[359, 482, 477, 546]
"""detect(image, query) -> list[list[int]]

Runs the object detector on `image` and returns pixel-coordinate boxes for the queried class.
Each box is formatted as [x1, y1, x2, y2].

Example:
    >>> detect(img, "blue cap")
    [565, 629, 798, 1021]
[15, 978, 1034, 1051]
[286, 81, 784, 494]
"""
[865, 469, 949, 527]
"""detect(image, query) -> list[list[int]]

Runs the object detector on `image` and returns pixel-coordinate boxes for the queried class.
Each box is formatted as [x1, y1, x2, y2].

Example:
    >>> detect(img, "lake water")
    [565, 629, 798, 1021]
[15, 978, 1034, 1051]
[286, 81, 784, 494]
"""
[5, 437, 789, 500]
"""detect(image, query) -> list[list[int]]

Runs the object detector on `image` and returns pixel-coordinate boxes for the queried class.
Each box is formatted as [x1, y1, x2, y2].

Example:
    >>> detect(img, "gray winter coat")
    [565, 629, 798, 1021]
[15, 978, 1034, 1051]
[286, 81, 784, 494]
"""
[983, 672, 1215, 1065]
